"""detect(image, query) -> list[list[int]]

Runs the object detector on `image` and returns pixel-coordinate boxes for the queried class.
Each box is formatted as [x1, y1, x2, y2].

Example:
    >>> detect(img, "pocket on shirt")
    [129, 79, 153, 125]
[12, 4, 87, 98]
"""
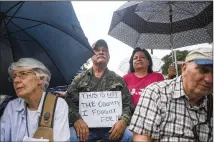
[106, 82, 123, 91]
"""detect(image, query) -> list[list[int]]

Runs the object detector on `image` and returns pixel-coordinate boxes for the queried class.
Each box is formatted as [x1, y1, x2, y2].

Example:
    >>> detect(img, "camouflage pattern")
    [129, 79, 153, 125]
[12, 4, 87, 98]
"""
[65, 67, 134, 126]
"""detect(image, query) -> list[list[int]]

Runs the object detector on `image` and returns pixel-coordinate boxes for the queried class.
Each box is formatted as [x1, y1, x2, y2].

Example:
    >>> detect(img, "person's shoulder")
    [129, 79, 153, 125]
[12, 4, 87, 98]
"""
[143, 78, 179, 103]
[107, 70, 127, 84]
[73, 69, 88, 80]
[109, 70, 123, 80]
[123, 73, 133, 79]
[55, 97, 68, 111]
[151, 72, 163, 77]
[72, 68, 92, 84]
[7, 97, 22, 106]
[5, 97, 24, 111]
[54, 97, 68, 120]
[146, 78, 176, 91]
[57, 96, 66, 102]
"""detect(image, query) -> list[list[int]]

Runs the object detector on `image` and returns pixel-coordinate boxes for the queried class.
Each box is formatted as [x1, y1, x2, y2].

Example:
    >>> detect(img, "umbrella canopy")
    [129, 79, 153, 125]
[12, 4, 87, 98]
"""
[0, 1, 94, 96]
[118, 55, 164, 75]
[108, 1, 213, 49]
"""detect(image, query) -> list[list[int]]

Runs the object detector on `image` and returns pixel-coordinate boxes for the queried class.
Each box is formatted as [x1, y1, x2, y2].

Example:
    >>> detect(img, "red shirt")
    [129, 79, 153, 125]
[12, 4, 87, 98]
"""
[123, 72, 164, 106]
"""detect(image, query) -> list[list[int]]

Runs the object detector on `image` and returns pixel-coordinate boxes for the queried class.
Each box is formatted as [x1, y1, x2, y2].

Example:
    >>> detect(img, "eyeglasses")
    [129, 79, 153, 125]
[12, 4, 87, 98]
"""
[9, 71, 36, 82]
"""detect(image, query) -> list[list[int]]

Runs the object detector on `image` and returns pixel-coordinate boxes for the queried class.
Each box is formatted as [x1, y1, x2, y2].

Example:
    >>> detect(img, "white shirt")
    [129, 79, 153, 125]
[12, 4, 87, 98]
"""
[27, 108, 38, 137]
[0, 92, 70, 141]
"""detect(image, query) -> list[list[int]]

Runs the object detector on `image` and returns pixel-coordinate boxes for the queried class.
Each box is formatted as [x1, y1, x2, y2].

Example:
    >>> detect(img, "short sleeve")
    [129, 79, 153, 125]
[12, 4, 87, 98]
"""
[129, 86, 162, 139]
[53, 98, 70, 141]
[157, 73, 164, 81]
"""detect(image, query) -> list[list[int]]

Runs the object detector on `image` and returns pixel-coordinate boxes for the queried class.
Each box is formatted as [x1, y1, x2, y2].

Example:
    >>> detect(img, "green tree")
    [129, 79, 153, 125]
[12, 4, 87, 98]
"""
[161, 50, 189, 76]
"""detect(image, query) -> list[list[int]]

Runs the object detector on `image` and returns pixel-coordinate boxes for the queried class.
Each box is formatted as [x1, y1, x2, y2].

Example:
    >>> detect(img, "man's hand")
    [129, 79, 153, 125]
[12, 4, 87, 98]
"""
[55, 91, 66, 98]
[74, 119, 89, 141]
[109, 120, 127, 140]
[167, 66, 176, 79]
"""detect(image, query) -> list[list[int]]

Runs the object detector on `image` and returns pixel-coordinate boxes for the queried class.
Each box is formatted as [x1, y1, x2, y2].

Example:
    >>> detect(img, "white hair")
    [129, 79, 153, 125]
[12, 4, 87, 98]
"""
[8, 58, 51, 90]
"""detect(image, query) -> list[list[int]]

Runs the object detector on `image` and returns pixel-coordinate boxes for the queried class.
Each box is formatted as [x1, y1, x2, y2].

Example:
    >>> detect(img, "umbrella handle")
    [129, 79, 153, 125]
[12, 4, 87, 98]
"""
[173, 50, 179, 77]
[171, 49, 179, 77]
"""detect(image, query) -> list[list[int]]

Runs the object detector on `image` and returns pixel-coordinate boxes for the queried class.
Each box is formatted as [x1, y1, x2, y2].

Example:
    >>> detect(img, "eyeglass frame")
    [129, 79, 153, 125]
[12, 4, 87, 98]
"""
[8, 70, 36, 82]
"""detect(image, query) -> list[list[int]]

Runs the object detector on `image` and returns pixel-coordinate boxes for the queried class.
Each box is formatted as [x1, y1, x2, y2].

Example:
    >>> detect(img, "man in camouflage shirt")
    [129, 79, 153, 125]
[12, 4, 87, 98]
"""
[65, 39, 134, 142]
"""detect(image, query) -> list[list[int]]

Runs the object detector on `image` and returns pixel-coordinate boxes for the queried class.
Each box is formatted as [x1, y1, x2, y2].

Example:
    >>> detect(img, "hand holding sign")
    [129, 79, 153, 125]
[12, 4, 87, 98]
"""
[79, 91, 122, 128]
[109, 120, 127, 140]
[74, 119, 89, 141]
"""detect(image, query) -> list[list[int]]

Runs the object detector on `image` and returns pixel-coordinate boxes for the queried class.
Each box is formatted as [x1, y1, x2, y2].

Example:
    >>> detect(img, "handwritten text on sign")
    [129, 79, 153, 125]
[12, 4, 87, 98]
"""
[79, 91, 122, 128]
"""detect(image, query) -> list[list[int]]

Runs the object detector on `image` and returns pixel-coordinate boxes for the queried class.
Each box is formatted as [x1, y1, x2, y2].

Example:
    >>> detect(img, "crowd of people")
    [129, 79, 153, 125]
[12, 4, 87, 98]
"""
[0, 39, 213, 142]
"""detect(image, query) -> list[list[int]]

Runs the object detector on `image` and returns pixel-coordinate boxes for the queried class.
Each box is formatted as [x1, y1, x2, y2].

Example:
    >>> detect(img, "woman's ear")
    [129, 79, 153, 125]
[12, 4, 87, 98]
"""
[38, 76, 45, 85]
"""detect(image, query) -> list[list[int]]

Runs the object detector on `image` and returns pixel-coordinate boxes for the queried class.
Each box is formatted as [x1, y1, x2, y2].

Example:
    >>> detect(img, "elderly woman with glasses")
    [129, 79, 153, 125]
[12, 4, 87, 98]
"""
[0, 58, 70, 141]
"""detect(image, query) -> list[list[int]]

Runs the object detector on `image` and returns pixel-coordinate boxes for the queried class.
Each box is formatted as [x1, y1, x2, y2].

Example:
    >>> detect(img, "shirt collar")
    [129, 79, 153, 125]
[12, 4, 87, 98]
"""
[87, 68, 93, 76]
[16, 92, 46, 114]
[186, 96, 208, 110]
[172, 76, 208, 109]
[37, 92, 46, 113]
[87, 67, 109, 76]
[172, 76, 186, 99]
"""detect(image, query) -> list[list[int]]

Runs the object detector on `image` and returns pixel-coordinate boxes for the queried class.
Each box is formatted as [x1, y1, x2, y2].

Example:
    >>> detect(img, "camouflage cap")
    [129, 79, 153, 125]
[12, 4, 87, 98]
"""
[92, 39, 108, 50]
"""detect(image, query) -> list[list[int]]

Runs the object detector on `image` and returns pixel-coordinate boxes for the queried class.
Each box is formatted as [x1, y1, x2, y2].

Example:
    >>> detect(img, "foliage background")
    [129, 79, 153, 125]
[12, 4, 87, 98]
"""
[161, 50, 189, 76]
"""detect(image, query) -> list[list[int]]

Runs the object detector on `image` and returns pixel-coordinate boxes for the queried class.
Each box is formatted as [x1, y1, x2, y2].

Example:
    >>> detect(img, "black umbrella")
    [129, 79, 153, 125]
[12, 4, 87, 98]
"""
[108, 1, 212, 76]
[0, 1, 94, 96]
[108, 1, 213, 49]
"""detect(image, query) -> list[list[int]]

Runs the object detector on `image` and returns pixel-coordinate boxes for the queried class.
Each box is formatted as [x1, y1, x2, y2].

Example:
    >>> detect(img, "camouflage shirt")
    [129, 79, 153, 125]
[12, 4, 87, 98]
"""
[65, 67, 134, 126]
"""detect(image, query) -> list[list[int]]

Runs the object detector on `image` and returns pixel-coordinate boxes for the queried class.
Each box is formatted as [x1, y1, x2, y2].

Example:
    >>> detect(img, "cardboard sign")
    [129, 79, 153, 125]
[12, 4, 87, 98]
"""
[79, 91, 122, 128]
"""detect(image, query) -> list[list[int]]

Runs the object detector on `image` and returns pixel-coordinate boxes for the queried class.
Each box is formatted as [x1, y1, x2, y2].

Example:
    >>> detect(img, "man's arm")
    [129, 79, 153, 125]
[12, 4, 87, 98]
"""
[65, 73, 89, 141]
[129, 84, 162, 140]
[108, 81, 133, 140]
[65, 75, 82, 124]
[108, 75, 134, 140]
[119, 79, 134, 125]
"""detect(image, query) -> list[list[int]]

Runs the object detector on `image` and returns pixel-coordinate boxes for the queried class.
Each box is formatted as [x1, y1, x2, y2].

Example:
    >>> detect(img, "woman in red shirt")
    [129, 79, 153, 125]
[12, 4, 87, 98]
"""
[123, 48, 164, 107]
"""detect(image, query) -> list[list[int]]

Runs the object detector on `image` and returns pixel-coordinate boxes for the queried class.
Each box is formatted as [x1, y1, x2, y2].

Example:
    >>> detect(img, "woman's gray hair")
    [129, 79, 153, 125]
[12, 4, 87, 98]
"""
[8, 58, 51, 90]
